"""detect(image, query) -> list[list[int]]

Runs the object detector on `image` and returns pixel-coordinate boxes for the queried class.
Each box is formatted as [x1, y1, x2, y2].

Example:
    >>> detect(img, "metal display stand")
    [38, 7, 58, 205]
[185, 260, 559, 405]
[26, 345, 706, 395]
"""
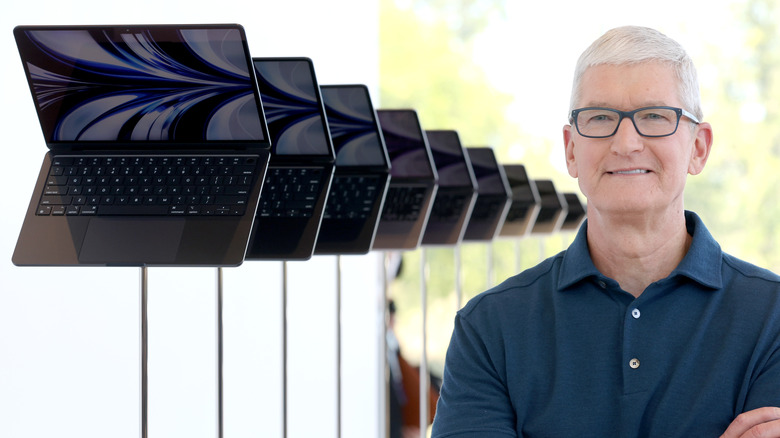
[282, 261, 288, 438]
[419, 249, 429, 438]
[335, 255, 343, 438]
[140, 267, 148, 438]
[216, 268, 224, 438]
[379, 252, 390, 438]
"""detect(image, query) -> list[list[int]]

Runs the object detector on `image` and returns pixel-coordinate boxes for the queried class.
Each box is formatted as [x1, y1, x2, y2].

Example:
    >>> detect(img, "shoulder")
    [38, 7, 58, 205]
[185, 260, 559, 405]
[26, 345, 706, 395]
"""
[459, 251, 565, 321]
[721, 251, 780, 289]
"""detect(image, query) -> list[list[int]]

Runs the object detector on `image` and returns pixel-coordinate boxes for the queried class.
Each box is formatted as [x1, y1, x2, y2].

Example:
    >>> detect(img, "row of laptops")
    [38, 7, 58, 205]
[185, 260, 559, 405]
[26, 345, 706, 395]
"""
[11, 23, 584, 267]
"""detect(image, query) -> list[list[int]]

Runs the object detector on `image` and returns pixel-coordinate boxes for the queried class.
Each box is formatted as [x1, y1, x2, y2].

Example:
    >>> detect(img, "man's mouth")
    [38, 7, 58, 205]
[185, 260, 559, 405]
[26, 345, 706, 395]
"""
[608, 169, 649, 175]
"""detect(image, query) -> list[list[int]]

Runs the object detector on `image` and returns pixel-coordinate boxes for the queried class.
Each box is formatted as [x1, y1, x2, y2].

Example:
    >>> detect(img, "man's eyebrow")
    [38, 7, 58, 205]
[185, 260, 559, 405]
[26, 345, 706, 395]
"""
[579, 101, 670, 109]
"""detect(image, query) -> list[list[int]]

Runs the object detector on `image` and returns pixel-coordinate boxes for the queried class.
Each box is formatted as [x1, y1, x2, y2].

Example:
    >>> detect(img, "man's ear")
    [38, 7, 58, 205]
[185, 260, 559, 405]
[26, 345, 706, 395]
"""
[563, 124, 578, 178]
[688, 122, 713, 175]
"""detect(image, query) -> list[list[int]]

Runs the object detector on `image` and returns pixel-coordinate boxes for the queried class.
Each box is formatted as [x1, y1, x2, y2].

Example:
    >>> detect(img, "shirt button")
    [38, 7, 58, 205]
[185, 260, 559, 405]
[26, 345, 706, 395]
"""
[598, 281, 607, 289]
[631, 308, 641, 319]
[629, 358, 640, 369]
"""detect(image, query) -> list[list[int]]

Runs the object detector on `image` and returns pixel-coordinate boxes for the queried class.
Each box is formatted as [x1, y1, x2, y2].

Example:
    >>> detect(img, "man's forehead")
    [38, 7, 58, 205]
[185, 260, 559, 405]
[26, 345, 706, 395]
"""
[578, 62, 682, 108]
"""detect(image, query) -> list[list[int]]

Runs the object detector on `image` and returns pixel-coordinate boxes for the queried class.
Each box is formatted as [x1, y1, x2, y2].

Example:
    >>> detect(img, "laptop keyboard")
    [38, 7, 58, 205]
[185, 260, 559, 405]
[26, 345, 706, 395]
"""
[323, 175, 380, 220]
[505, 203, 532, 222]
[381, 186, 426, 221]
[257, 167, 325, 218]
[429, 192, 469, 222]
[36, 155, 259, 216]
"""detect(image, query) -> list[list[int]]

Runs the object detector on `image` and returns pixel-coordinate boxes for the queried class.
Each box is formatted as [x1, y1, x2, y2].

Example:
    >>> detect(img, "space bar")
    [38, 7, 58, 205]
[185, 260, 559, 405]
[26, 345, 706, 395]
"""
[98, 205, 171, 215]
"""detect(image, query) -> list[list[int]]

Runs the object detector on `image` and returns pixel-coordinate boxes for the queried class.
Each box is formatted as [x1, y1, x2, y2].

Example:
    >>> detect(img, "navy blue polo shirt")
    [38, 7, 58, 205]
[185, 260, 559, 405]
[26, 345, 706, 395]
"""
[432, 211, 780, 438]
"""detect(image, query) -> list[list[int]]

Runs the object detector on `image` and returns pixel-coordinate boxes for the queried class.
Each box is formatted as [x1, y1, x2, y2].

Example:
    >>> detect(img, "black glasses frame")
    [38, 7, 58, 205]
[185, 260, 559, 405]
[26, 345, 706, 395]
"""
[569, 106, 701, 138]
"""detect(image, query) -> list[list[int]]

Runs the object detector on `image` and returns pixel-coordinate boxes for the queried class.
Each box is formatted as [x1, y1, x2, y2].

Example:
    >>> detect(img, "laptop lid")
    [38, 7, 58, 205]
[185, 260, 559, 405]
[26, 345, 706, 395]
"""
[313, 84, 391, 255]
[560, 192, 586, 231]
[14, 24, 271, 152]
[371, 109, 438, 250]
[245, 57, 335, 260]
[530, 179, 567, 234]
[12, 24, 271, 267]
[461, 147, 511, 242]
[499, 164, 541, 238]
[421, 129, 477, 246]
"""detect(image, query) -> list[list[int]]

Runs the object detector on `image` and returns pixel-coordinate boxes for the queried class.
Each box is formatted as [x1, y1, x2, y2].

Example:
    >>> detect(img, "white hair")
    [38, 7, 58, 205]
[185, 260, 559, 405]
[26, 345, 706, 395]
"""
[569, 26, 702, 121]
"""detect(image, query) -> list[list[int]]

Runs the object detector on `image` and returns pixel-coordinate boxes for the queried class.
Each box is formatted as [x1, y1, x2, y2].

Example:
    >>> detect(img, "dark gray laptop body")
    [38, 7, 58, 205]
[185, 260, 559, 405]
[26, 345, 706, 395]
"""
[314, 84, 391, 255]
[530, 179, 567, 234]
[371, 109, 438, 251]
[461, 147, 511, 242]
[12, 24, 271, 266]
[499, 164, 541, 238]
[421, 130, 477, 246]
[244, 57, 335, 261]
[559, 192, 586, 232]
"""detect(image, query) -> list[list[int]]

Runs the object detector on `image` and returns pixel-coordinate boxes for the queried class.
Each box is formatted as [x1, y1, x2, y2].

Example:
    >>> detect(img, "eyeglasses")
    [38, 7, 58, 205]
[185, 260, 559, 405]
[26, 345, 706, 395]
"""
[569, 106, 700, 138]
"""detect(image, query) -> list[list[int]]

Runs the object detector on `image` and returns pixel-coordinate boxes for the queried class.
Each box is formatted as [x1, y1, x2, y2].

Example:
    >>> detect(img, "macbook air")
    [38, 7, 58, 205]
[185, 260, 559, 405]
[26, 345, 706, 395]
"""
[12, 24, 271, 266]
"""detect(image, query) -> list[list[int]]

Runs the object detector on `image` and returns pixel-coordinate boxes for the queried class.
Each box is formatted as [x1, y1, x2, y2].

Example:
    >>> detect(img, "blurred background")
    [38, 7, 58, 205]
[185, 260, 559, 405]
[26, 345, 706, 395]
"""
[2, 0, 779, 437]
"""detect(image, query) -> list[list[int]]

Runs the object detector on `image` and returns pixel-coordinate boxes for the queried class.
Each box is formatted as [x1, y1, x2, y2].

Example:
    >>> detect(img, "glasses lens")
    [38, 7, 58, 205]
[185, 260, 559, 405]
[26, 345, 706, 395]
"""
[575, 109, 620, 137]
[575, 107, 681, 138]
[634, 108, 679, 136]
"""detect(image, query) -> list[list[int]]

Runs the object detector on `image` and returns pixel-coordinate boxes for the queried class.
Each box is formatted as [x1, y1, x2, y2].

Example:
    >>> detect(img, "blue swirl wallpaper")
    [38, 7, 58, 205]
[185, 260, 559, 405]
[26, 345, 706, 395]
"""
[320, 85, 387, 167]
[425, 130, 472, 187]
[253, 58, 332, 156]
[375, 110, 434, 178]
[16, 26, 266, 143]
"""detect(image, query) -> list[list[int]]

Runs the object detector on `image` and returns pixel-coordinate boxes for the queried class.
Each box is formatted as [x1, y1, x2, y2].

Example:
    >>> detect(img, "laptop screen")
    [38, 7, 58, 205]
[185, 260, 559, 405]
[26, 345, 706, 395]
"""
[320, 85, 388, 167]
[504, 165, 537, 202]
[253, 58, 333, 157]
[376, 109, 434, 178]
[425, 130, 472, 187]
[15, 25, 268, 144]
[467, 148, 505, 194]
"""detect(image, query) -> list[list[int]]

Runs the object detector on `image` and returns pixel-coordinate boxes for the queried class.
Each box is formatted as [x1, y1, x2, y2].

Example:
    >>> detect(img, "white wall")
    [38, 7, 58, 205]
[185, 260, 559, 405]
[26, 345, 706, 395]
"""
[0, 2, 382, 438]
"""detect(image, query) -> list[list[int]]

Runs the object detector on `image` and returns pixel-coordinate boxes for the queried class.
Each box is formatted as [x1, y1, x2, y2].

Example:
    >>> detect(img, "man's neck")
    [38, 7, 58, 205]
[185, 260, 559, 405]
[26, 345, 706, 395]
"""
[586, 208, 692, 298]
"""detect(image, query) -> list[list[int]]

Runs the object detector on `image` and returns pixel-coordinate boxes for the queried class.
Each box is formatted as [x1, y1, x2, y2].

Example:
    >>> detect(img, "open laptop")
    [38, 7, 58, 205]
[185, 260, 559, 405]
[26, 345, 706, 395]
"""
[461, 147, 511, 242]
[420, 130, 477, 246]
[530, 179, 567, 234]
[313, 84, 391, 255]
[371, 109, 438, 251]
[244, 57, 336, 261]
[12, 24, 271, 266]
[559, 192, 587, 232]
[498, 164, 541, 238]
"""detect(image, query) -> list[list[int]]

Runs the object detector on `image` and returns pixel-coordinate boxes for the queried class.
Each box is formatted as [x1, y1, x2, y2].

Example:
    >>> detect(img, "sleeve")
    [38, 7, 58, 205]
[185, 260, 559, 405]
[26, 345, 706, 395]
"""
[431, 311, 518, 438]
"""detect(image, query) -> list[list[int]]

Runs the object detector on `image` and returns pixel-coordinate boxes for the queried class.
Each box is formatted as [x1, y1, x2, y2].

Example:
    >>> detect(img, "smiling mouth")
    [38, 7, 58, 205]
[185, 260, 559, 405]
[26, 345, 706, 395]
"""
[609, 169, 650, 175]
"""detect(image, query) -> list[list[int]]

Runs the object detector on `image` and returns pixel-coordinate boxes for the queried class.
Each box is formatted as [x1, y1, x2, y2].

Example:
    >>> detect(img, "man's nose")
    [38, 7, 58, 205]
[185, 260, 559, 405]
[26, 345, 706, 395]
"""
[610, 117, 644, 155]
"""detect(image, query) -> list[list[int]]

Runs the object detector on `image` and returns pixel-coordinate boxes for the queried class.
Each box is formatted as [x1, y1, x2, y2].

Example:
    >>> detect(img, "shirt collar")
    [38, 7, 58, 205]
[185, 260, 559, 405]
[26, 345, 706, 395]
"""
[558, 210, 723, 291]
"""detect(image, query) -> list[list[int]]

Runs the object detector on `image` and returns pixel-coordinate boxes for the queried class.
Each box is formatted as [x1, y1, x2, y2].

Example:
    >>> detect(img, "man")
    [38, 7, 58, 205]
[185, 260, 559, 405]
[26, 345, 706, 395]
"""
[431, 26, 780, 437]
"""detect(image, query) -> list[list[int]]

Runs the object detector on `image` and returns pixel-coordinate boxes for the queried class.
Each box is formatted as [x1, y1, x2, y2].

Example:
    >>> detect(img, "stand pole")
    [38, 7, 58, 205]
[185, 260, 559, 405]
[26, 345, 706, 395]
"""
[487, 241, 494, 289]
[282, 261, 288, 438]
[455, 245, 462, 310]
[336, 255, 342, 438]
[140, 267, 148, 438]
[380, 252, 389, 438]
[216, 268, 224, 438]
[420, 249, 429, 438]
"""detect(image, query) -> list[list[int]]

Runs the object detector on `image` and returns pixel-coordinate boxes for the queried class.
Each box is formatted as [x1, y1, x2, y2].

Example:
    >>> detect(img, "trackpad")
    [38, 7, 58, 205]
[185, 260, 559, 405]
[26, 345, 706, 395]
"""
[79, 218, 184, 265]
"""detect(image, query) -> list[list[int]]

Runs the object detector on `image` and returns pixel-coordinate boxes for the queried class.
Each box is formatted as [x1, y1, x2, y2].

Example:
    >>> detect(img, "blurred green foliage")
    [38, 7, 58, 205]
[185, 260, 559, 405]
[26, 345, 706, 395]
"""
[378, 0, 780, 375]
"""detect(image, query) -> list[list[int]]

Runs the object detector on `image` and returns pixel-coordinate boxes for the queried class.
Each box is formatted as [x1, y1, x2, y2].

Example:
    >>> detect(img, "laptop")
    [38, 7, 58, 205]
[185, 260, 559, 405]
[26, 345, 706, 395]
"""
[12, 24, 271, 266]
[313, 84, 391, 255]
[244, 57, 336, 261]
[461, 147, 511, 242]
[420, 130, 477, 246]
[371, 109, 438, 251]
[559, 192, 587, 232]
[498, 164, 541, 238]
[530, 179, 567, 234]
